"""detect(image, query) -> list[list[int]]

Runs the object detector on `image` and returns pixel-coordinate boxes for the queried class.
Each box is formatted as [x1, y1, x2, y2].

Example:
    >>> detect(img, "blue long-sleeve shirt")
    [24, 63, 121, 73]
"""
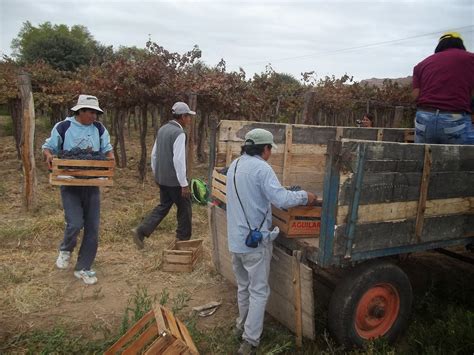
[42, 116, 112, 154]
[226, 153, 308, 253]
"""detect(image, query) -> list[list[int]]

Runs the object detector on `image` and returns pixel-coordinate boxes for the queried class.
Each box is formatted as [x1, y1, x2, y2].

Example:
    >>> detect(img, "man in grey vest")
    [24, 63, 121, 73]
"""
[132, 102, 194, 249]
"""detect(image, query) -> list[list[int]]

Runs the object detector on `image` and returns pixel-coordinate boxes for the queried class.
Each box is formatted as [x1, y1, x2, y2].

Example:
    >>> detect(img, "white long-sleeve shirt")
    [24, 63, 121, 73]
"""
[151, 120, 188, 187]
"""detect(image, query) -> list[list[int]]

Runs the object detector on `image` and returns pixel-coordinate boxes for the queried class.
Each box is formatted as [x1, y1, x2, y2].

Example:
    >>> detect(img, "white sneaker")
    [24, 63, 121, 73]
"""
[56, 251, 71, 269]
[74, 270, 98, 285]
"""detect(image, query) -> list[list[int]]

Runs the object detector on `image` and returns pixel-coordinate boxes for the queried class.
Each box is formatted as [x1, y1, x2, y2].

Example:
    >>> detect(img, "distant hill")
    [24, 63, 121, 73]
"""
[360, 76, 412, 87]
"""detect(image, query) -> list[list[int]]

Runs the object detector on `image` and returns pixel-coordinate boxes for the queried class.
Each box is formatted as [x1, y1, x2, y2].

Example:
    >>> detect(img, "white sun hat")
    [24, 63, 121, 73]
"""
[70, 94, 104, 113]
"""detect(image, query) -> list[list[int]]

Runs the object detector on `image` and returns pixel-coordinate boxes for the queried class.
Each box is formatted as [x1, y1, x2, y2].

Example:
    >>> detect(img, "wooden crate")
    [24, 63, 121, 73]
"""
[50, 158, 115, 186]
[272, 206, 321, 238]
[105, 304, 199, 355]
[162, 239, 203, 272]
[211, 168, 227, 204]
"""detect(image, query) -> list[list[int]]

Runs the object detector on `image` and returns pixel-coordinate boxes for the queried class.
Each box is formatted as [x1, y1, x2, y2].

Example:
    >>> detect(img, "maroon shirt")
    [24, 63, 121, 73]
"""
[413, 48, 474, 112]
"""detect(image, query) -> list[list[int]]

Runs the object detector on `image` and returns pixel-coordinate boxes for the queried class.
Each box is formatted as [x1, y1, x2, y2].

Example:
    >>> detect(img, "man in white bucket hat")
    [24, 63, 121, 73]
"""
[42, 94, 113, 285]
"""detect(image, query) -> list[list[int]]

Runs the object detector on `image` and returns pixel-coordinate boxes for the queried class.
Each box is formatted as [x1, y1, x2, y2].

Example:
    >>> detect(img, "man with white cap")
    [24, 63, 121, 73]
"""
[226, 128, 316, 354]
[132, 102, 195, 249]
[42, 94, 113, 285]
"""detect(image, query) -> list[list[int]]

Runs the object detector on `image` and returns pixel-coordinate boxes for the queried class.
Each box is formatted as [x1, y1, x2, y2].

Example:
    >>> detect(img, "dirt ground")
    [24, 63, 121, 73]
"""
[0, 126, 237, 350]
[0, 118, 473, 353]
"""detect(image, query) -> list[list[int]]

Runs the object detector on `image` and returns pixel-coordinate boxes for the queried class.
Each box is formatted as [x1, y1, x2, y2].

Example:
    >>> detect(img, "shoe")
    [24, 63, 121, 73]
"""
[237, 340, 257, 355]
[74, 270, 98, 285]
[131, 228, 145, 249]
[56, 251, 71, 269]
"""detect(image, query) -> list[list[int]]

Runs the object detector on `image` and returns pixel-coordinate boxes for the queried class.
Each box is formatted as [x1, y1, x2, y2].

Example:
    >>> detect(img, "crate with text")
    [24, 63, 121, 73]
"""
[272, 205, 321, 238]
[49, 158, 115, 187]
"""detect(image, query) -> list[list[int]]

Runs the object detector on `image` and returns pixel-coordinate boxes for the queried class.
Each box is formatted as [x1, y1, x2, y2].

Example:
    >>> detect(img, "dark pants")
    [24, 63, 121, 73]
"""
[138, 185, 192, 240]
[60, 186, 100, 271]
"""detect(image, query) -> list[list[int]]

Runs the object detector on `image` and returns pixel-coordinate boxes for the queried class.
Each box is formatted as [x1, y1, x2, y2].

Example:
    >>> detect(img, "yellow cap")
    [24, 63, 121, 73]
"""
[439, 32, 463, 42]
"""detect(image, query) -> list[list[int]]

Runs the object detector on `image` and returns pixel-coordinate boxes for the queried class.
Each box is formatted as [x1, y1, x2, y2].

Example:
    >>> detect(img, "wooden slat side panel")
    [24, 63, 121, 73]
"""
[122, 323, 158, 355]
[163, 254, 193, 264]
[177, 318, 199, 354]
[212, 205, 315, 339]
[154, 305, 167, 333]
[52, 159, 115, 167]
[267, 247, 315, 339]
[105, 310, 154, 355]
[162, 339, 189, 355]
[333, 214, 474, 256]
[163, 307, 181, 338]
[49, 175, 113, 186]
[51, 169, 114, 177]
[339, 140, 474, 173]
[175, 239, 203, 248]
[144, 335, 175, 355]
[337, 197, 474, 225]
[338, 171, 474, 205]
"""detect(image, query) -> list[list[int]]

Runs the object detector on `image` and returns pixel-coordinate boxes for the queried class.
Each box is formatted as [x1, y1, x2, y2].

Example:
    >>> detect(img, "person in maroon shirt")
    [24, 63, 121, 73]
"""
[412, 32, 474, 144]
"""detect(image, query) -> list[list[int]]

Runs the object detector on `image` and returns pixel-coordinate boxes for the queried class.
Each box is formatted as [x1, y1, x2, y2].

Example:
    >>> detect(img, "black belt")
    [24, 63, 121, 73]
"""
[417, 106, 467, 114]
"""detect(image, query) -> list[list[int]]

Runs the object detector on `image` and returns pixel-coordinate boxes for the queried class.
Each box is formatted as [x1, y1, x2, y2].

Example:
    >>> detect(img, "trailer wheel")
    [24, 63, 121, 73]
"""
[328, 261, 412, 348]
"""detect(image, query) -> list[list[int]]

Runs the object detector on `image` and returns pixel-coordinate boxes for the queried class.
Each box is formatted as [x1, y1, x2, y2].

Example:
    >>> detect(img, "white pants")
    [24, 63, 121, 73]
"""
[231, 241, 273, 346]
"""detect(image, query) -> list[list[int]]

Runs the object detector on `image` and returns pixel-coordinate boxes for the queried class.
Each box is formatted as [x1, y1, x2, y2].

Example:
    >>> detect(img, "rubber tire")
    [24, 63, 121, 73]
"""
[328, 260, 413, 348]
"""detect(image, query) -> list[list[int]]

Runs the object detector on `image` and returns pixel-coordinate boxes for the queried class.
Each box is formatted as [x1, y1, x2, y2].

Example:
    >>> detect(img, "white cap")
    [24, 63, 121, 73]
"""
[172, 102, 196, 115]
[70, 95, 103, 113]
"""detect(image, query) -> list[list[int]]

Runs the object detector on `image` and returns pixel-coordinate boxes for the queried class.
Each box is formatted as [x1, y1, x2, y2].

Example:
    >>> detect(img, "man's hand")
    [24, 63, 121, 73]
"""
[306, 192, 317, 206]
[44, 149, 54, 170]
[106, 151, 115, 160]
[181, 186, 191, 199]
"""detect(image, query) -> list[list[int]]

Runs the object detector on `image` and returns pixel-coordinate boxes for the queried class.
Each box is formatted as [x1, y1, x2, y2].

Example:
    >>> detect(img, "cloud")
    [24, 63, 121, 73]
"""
[1, 0, 472, 80]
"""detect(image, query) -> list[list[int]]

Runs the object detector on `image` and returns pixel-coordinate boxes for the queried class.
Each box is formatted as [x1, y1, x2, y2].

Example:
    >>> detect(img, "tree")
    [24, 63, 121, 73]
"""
[11, 21, 101, 71]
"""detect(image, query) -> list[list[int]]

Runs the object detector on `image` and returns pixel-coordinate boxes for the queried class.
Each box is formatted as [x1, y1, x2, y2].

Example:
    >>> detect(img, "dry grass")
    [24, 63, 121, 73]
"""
[0, 115, 233, 351]
[11, 283, 61, 314]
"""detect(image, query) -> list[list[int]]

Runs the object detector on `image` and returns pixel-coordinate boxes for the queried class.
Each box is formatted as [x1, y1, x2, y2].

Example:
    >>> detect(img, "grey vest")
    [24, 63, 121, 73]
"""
[154, 121, 185, 186]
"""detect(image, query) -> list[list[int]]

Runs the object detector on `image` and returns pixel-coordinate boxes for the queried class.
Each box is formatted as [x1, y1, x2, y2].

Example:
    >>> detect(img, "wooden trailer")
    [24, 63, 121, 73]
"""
[208, 120, 474, 347]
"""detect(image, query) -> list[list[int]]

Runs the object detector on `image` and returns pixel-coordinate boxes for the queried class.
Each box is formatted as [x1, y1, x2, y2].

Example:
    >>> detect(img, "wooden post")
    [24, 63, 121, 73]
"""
[377, 129, 384, 141]
[18, 72, 37, 211]
[187, 93, 197, 177]
[282, 125, 293, 186]
[225, 142, 232, 166]
[208, 116, 218, 188]
[393, 106, 404, 128]
[292, 250, 303, 348]
[415, 145, 432, 242]
[301, 91, 317, 125]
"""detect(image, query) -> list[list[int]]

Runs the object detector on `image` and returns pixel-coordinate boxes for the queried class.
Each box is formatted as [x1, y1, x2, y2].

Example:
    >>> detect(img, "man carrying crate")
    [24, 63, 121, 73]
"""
[226, 128, 316, 354]
[42, 94, 113, 285]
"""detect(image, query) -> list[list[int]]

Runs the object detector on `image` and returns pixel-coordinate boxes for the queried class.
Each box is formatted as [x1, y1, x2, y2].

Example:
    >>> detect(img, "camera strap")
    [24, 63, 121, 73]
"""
[233, 158, 267, 231]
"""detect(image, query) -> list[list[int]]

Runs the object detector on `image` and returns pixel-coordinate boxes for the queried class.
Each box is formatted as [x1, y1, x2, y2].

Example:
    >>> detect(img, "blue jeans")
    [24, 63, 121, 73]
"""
[414, 110, 474, 144]
[60, 186, 100, 271]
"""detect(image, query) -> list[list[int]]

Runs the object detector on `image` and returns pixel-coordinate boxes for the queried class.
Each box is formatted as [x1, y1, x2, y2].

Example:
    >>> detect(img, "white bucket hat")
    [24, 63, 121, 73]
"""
[71, 94, 104, 113]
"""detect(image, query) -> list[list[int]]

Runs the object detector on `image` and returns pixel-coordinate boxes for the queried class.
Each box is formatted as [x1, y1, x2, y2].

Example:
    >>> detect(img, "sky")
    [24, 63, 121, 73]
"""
[1, 0, 473, 82]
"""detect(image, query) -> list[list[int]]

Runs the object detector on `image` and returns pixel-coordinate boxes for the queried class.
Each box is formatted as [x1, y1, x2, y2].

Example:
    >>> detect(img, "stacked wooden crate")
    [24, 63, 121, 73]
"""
[50, 158, 115, 186]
